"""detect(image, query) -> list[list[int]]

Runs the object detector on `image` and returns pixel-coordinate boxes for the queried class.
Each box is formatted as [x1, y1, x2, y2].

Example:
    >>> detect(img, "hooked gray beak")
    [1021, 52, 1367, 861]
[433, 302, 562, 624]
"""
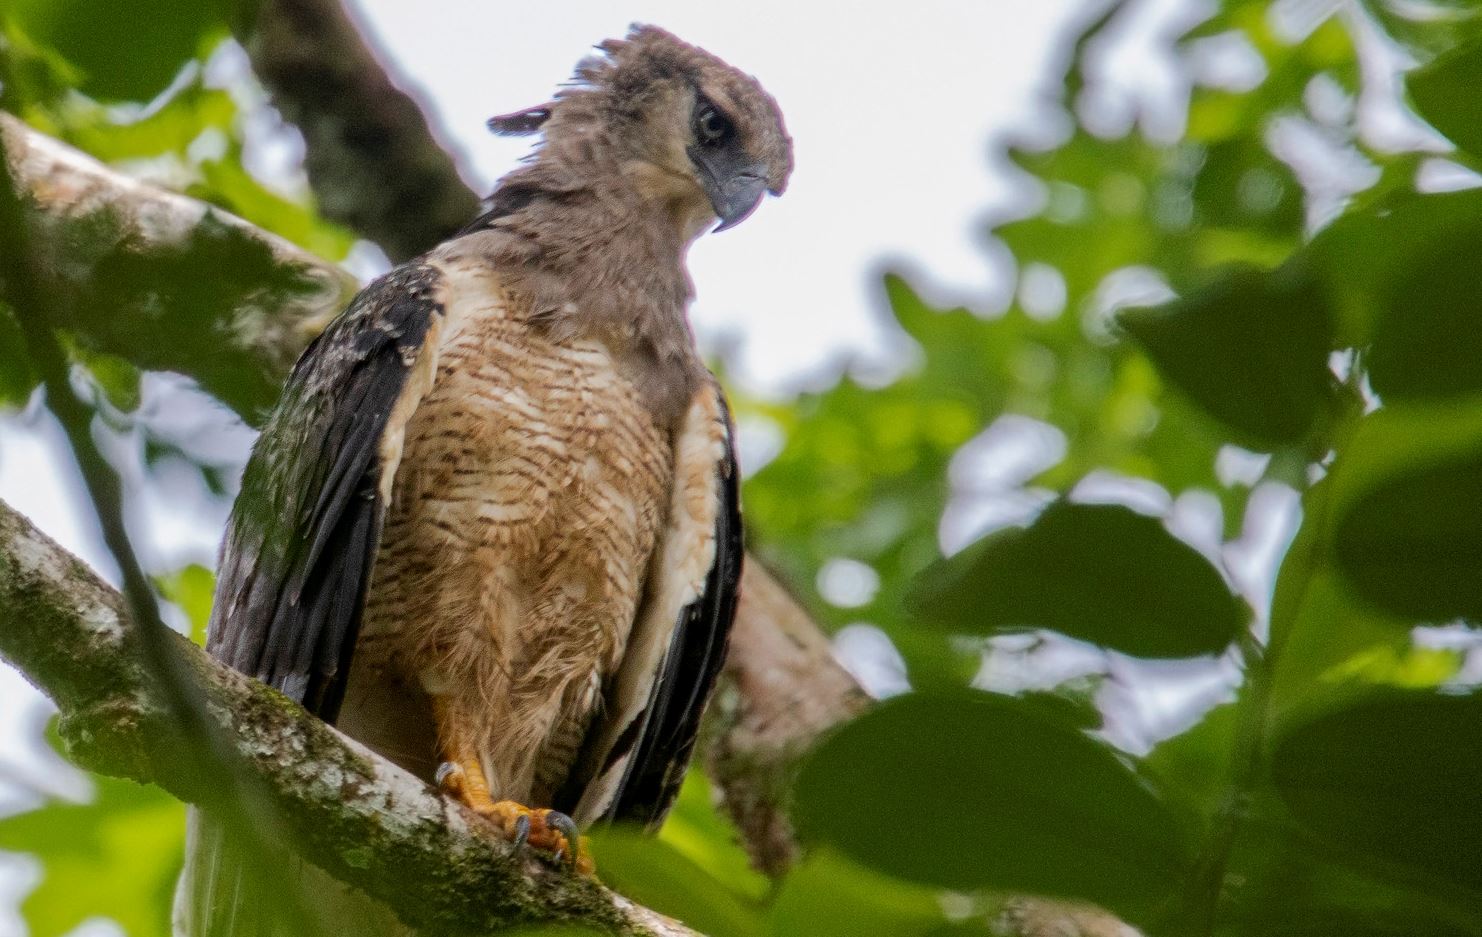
[708, 171, 767, 232]
[689, 146, 769, 232]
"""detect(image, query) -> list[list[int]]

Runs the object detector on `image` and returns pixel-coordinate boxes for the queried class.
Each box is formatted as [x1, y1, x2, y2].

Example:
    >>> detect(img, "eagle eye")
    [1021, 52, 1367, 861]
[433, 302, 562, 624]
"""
[694, 103, 733, 147]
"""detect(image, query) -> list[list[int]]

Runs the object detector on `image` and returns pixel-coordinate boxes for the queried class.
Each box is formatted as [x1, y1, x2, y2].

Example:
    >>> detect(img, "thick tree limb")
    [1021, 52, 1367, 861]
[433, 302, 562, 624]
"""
[0, 497, 695, 937]
[230, 0, 483, 262]
[0, 111, 357, 417]
[0, 114, 352, 297]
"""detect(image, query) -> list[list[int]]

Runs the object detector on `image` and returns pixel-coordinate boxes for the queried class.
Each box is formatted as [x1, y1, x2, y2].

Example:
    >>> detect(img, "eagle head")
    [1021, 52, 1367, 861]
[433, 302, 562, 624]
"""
[489, 25, 793, 236]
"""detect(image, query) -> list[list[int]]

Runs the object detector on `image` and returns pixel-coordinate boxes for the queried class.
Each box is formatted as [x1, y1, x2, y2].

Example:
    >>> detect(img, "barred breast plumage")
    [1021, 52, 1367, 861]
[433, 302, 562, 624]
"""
[346, 257, 673, 806]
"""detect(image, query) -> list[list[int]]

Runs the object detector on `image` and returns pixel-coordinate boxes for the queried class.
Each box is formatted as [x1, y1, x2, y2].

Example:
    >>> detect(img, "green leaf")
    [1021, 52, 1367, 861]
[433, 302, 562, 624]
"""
[1215, 807, 1482, 937]
[153, 563, 216, 645]
[1326, 402, 1482, 620]
[9, 0, 220, 102]
[0, 774, 184, 937]
[1366, 225, 1482, 401]
[1270, 559, 1457, 716]
[1266, 473, 1463, 721]
[1271, 689, 1482, 892]
[1313, 189, 1482, 404]
[791, 692, 1192, 925]
[1409, 37, 1482, 161]
[766, 849, 954, 937]
[586, 827, 763, 937]
[907, 501, 1248, 658]
[1226, 910, 1480, 937]
[77, 348, 142, 412]
[1143, 701, 1240, 826]
[657, 771, 770, 903]
[65, 80, 237, 163]
[0, 302, 37, 407]
[1309, 189, 1482, 347]
[1119, 262, 1335, 448]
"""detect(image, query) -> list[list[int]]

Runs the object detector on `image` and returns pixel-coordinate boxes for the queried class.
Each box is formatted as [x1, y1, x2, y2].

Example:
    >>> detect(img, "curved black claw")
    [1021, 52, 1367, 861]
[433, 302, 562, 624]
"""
[512, 813, 531, 848]
[545, 811, 581, 869]
[433, 761, 461, 789]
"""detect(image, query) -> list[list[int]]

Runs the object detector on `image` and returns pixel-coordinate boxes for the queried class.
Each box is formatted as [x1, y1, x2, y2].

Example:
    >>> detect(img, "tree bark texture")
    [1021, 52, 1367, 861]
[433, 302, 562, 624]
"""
[230, 0, 483, 263]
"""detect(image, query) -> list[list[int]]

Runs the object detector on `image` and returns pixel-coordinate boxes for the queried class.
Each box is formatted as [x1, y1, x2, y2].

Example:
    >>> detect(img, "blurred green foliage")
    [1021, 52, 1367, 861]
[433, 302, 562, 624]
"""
[0, 758, 182, 937]
[8, 0, 221, 101]
[793, 691, 1191, 922]
[5, 0, 1482, 935]
[907, 500, 1249, 657]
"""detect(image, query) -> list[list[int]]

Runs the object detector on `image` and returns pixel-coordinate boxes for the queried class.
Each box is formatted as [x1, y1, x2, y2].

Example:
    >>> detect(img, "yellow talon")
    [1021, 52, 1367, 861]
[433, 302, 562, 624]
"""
[434, 754, 593, 874]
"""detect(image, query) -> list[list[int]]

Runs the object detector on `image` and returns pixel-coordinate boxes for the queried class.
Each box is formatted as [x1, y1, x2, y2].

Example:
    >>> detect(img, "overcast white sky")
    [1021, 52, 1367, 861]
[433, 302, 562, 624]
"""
[0, 5, 1087, 933]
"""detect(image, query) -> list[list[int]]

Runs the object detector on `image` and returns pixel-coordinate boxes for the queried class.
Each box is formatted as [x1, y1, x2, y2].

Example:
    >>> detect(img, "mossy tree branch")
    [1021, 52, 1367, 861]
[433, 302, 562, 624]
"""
[0, 497, 696, 937]
[0, 111, 357, 418]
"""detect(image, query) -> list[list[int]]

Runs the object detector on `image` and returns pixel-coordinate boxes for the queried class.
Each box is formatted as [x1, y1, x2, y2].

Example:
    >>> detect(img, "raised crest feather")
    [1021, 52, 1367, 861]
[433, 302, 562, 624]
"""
[487, 105, 553, 136]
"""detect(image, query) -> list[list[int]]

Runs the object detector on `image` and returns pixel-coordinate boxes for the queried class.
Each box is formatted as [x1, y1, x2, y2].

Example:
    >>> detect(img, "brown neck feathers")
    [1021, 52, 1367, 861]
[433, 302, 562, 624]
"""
[447, 152, 709, 427]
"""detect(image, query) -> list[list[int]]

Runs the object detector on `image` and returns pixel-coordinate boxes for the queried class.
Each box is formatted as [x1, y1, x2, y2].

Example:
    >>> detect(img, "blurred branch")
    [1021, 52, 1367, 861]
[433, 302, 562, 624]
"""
[997, 898, 1141, 937]
[0, 497, 697, 937]
[708, 563, 869, 876]
[230, 0, 483, 262]
[0, 112, 357, 417]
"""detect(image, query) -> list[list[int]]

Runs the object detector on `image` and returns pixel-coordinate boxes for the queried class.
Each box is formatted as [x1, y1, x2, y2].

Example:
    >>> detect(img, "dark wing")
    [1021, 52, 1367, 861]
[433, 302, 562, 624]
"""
[610, 416, 742, 825]
[563, 383, 743, 827]
[206, 262, 445, 721]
